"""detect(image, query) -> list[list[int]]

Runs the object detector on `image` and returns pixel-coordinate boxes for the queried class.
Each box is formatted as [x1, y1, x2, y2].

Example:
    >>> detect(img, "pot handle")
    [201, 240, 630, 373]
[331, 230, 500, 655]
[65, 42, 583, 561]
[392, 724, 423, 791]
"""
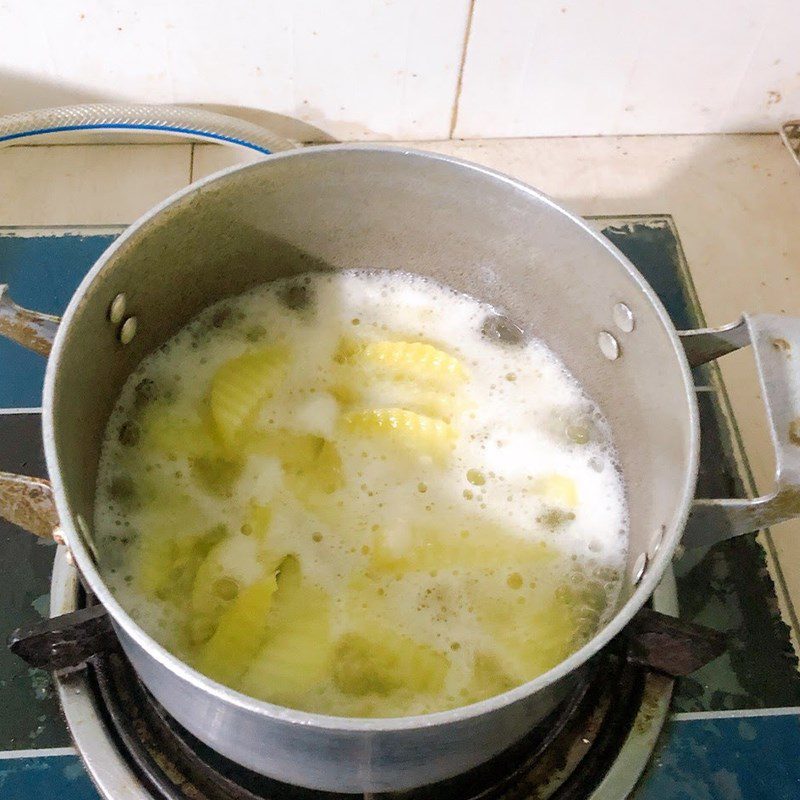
[0, 472, 59, 539]
[0, 284, 60, 356]
[0, 284, 61, 538]
[679, 314, 800, 547]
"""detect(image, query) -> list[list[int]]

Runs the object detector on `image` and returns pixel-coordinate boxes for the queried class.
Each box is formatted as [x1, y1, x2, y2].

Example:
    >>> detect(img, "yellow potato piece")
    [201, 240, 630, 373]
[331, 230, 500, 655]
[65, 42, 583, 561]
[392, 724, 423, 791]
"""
[281, 437, 344, 500]
[195, 575, 279, 686]
[189, 454, 244, 497]
[189, 530, 281, 645]
[210, 346, 288, 445]
[239, 556, 333, 706]
[329, 383, 361, 406]
[335, 377, 459, 423]
[396, 387, 460, 423]
[535, 474, 578, 507]
[460, 652, 519, 705]
[239, 589, 332, 706]
[140, 415, 211, 459]
[500, 602, 576, 678]
[472, 586, 577, 684]
[369, 523, 557, 575]
[243, 502, 272, 539]
[342, 340, 467, 385]
[260, 554, 303, 622]
[136, 533, 179, 601]
[138, 405, 219, 459]
[343, 408, 456, 457]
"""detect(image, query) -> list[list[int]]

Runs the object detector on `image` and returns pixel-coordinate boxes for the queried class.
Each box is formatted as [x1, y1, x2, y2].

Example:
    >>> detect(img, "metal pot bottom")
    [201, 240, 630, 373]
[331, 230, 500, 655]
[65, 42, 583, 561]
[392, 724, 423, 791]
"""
[51, 549, 676, 800]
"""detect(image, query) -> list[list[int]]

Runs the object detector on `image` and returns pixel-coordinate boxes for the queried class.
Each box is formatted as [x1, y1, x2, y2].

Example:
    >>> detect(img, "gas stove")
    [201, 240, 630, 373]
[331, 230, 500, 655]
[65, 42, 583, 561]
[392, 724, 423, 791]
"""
[1, 217, 799, 799]
[46, 548, 677, 800]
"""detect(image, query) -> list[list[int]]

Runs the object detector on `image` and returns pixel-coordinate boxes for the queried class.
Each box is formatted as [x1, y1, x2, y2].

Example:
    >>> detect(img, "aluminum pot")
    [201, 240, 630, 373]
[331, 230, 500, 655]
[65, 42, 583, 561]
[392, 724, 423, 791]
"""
[2, 145, 800, 793]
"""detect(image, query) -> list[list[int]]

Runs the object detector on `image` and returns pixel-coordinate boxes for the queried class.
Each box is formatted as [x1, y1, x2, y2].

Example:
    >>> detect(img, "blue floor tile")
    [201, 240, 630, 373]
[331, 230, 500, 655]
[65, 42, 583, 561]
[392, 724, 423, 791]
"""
[0, 231, 120, 407]
[638, 713, 800, 800]
[0, 754, 98, 800]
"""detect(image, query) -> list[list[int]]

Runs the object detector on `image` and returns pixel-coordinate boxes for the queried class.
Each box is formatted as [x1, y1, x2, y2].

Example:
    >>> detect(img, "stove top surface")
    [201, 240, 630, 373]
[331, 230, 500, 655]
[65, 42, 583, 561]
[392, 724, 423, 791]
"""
[1, 218, 799, 799]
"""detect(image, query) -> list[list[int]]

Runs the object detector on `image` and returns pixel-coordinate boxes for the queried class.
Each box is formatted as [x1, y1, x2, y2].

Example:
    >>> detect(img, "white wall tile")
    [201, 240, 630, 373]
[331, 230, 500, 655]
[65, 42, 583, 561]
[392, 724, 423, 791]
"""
[455, 0, 800, 138]
[0, 0, 470, 141]
[191, 143, 264, 183]
[0, 144, 191, 225]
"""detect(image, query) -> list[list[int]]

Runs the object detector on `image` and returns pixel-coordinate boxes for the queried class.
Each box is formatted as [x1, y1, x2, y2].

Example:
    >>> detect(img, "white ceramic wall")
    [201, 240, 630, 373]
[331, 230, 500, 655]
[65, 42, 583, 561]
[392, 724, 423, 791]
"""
[1, 0, 798, 140]
[455, 0, 800, 138]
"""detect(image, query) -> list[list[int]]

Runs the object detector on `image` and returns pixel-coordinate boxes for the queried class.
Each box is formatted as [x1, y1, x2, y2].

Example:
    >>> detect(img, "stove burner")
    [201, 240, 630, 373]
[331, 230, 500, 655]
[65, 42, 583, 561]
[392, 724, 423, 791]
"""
[86, 640, 645, 800]
[43, 552, 684, 800]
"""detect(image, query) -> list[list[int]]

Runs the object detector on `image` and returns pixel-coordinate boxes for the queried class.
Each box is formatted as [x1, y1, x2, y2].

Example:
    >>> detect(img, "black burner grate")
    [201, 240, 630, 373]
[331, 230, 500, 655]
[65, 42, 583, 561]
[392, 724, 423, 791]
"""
[86, 638, 647, 800]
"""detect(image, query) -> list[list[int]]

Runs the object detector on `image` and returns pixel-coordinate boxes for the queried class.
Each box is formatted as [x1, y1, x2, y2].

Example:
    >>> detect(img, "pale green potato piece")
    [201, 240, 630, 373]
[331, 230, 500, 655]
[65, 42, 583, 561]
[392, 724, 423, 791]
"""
[332, 627, 449, 698]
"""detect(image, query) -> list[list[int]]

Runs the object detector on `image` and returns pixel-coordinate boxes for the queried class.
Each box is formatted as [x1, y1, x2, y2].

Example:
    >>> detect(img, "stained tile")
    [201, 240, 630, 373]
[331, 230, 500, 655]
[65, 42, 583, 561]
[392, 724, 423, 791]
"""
[0, 413, 69, 750]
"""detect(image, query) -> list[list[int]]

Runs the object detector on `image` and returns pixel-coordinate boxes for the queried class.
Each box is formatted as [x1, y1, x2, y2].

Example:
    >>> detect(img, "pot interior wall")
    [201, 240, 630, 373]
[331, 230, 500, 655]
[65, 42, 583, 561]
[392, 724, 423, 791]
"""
[50, 147, 696, 603]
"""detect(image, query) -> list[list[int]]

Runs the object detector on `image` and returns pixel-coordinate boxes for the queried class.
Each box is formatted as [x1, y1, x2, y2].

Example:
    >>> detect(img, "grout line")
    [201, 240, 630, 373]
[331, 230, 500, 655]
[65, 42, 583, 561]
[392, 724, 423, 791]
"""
[0, 407, 42, 415]
[672, 706, 800, 722]
[0, 746, 77, 759]
[0, 224, 127, 235]
[449, 0, 476, 139]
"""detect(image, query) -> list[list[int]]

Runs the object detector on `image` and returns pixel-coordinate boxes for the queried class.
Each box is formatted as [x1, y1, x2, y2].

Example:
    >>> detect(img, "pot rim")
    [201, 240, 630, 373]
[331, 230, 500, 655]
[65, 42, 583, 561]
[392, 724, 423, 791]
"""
[42, 143, 700, 732]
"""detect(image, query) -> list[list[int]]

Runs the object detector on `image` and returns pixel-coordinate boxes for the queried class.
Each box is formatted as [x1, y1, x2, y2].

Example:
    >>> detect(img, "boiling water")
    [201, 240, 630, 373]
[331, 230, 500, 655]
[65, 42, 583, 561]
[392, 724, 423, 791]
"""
[94, 271, 628, 717]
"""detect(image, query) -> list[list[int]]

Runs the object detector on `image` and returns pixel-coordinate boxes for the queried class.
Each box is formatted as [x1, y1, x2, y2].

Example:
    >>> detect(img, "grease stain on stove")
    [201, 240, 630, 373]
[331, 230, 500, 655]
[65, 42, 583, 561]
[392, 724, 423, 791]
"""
[789, 418, 800, 446]
[27, 669, 51, 701]
[771, 337, 791, 352]
[31, 593, 49, 619]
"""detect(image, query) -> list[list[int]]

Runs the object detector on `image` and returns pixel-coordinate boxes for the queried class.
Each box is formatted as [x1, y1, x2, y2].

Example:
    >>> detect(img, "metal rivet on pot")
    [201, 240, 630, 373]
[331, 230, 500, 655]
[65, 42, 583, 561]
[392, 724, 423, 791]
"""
[613, 302, 635, 333]
[632, 552, 648, 584]
[119, 316, 137, 345]
[648, 526, 664, 558]
[598, 331, 619, 360]
[108, 293, 127, 324]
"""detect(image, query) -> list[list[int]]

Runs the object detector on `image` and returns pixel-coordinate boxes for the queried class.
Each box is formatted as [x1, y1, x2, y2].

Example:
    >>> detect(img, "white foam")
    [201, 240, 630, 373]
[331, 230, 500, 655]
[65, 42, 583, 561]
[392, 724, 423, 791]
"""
[94, 270, 629, 714]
